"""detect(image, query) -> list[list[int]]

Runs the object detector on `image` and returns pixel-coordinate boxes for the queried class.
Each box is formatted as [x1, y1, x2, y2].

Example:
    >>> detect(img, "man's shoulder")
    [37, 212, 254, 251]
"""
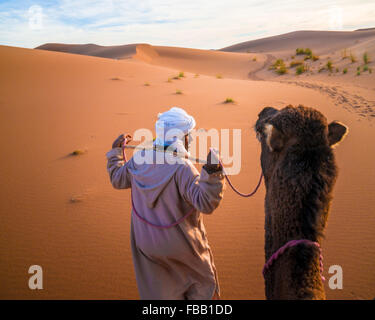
[175, 158, 199, 176]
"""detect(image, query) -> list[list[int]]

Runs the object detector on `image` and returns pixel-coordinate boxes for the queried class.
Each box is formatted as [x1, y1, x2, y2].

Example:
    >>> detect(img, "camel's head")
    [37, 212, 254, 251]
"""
[255, 105, 348, 179]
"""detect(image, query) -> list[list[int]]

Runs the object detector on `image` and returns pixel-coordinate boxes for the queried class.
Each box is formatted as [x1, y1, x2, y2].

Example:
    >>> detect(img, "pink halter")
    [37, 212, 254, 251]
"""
[262, 239, 325, 282]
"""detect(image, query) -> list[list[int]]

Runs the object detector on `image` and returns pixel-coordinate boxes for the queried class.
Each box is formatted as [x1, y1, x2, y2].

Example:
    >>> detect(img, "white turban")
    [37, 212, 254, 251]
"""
[154, 107, 196, 148]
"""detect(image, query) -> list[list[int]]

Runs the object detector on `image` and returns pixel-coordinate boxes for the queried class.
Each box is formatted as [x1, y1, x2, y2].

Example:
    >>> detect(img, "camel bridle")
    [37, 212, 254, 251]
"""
[262, 239, 325, 282]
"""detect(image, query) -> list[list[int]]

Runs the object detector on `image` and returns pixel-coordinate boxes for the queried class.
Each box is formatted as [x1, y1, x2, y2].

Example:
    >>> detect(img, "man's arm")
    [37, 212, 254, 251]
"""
[176, 150, 225, 214]
[106, 134, 132, 189]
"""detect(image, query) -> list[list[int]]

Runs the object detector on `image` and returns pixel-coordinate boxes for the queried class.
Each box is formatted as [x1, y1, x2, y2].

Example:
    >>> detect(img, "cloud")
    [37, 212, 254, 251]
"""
[0, 0, 374, 49]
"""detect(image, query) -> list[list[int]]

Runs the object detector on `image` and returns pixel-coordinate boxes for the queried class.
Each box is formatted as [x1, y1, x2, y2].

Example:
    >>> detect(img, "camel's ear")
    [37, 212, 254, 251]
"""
[264, 123, 284, 152]
[328, 121, 348, 147]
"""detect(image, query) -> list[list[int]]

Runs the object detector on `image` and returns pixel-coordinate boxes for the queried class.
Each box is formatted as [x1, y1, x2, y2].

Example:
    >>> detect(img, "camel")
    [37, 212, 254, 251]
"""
[255, 105, 348, 300]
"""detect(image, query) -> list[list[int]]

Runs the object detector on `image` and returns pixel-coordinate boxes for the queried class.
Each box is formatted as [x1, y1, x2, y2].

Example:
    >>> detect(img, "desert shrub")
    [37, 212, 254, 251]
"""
[175, 89, 183, 94]
[144, 82, 150, 86]
[71, 150, 85, 156]
[276, 65, 288, 74]
[350, 52, 357, 63]
[357, 71, 361, 76]
[312, 55, 319, 61]
[343, 68, 348, 74]
[296, 48, 313, 58]
[363, 52, 369, 64]
[274, 59, 284, 66]
[270, 59, 288, 74]
[296, 48, 305, 55]
[290, 60, 303, 68]
[363, 65, 369, 72]
[216, 74, 223, 79]
[270, 59, 283, 68]
[224, 97, 235, 104]
[304, 48, 312, 56]
[252, 57, 257, 61]
[296, 64, 306, 75]
[326, 60, 333, 72]
[178, 71, 185, 78]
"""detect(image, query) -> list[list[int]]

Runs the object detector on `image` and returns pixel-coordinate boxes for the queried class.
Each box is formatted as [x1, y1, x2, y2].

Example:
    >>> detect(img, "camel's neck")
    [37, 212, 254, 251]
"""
[263, 149, 334, 300]
[264, 236, 326, 299]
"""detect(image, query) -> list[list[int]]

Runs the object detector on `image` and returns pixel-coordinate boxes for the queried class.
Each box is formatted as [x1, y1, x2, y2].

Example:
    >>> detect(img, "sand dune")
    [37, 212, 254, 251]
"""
[36, 43, 139, 59]
[1, 28, 375, 300]
[134, 44, 267, 80]
[36, 29, 375, 84]
[220, 29, 375, 54]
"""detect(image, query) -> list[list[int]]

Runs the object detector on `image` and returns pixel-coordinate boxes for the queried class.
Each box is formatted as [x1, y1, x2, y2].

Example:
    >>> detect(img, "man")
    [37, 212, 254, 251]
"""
[106, 107, 225, 299]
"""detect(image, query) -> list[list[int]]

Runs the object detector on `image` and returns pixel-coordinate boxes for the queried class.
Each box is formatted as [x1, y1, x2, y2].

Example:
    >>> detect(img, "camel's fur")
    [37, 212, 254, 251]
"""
[255, 105, 348, 300]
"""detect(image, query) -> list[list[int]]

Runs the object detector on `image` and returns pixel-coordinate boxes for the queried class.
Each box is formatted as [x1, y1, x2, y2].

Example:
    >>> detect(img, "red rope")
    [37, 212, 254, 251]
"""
[211, 148, 263, 198]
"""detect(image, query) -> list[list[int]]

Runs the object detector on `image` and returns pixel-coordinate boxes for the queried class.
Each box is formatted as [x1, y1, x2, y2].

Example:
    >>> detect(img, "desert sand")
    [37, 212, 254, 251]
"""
[0, 29, 374, 299]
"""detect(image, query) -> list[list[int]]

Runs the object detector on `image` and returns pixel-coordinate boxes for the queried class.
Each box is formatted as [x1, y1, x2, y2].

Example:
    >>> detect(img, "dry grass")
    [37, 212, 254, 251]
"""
[71, 150, 86, 156]
[270, 59, 288, 75]
[172, 72, 185, 80]
[224, 97, 235, 104]
[289, 60, 303, 68]
[296, 48, 312, 56]
[363, 52, 370, 64]
[326, 60, 333, 72]
[296, 64, 307, 75]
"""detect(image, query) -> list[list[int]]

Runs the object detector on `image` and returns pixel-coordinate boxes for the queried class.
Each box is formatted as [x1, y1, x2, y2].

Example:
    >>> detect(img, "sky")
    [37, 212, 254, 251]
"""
[0, 0, 374, 49]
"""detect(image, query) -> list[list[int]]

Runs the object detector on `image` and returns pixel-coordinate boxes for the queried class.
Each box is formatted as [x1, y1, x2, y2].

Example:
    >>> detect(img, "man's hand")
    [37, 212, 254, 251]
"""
[112, 134, 132, 149]
[203, 148, 222, 174]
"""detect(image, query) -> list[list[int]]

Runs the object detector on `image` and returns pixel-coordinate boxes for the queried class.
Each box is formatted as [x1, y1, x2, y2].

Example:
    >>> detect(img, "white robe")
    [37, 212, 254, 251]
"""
[106, 147, 225, 299]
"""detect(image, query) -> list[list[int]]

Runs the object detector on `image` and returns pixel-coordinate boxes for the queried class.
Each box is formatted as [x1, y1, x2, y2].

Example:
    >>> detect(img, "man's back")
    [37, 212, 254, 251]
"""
[106, 147, 224, 299]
